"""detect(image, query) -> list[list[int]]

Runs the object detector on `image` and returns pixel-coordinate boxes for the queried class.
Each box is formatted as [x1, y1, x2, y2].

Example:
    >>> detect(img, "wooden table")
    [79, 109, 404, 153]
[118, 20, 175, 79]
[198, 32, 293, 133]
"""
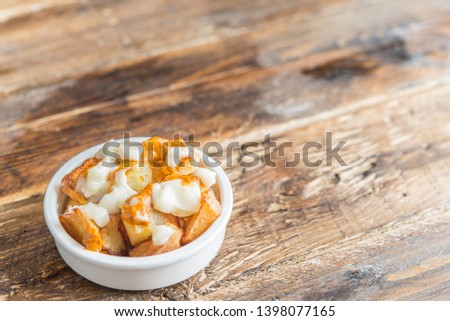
[1, 0, 450, 301]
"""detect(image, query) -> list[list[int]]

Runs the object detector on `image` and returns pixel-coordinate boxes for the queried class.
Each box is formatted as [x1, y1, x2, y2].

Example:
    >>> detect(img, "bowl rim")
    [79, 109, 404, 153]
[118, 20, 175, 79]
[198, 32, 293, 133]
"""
[43, 137, 233, 270]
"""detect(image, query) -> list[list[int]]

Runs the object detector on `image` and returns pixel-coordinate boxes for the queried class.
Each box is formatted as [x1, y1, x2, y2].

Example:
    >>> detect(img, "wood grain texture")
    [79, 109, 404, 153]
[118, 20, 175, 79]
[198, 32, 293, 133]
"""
[1, 0, 450, 300]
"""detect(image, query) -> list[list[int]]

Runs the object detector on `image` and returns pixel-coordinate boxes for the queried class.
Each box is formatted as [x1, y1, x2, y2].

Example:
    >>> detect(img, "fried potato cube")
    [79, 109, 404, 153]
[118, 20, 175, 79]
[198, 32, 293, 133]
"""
[129, 224, 182, 257]
[181, 189, 221, 245]
[145, 135, 185, 163]
[64, 197, 79, 213]
[152, 167, 168, 183]
[126, 162, 151, 193]
[122, 210, 178, 247]
[151, 211, 179, 227]
[60, 208, 103, 252]
[121, 185, 152, 225]
[143, 136, 169, 164]
[143, 136, 199, 179]
[61, 158, 100, 205]
[100, 214, 127, 256]
[168, 137, 186, 148]
[122, 220, 153, 247]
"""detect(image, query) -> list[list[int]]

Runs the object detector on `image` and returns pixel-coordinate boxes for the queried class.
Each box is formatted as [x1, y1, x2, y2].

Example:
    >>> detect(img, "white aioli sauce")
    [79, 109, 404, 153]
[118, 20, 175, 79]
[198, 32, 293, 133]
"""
[99, 169, 137, 214]
[152, 179, 201, 217]
[70, 203, 110, 228]
[80, 161, 116, 198]
[193, 167, 216, 188]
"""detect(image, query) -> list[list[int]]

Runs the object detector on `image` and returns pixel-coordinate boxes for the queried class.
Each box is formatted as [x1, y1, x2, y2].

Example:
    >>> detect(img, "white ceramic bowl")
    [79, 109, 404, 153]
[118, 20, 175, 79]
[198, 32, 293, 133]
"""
[43, 137, 233, 290]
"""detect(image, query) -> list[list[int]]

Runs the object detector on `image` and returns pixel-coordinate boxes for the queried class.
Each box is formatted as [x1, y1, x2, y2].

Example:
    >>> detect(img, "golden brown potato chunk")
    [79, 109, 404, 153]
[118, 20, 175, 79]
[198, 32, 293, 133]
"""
[121, 185, 152, 225]
[121, 220, 153, 247]
[125, 162, 152, 193]
[122, 209, 178, 247]
[61, 158, 100, 205]
[129, 224, 182, 257]
[181, 189, 221, 245]
[151, 210, 179, 227]
[64, 197, 79, 213]
[100, 214, 127, 255]
[143, 136, 169, 164]
[59, 208, 103, 252]
[143, 136, 200, 180]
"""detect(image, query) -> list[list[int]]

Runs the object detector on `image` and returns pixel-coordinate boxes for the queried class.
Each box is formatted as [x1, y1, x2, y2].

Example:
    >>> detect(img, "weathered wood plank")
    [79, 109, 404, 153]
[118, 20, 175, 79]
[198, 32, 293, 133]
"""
[1, 28, 449, 199]
[1, 0, 448, 128]
[2, 82, 449, 300]
[0, 0, 345, 94]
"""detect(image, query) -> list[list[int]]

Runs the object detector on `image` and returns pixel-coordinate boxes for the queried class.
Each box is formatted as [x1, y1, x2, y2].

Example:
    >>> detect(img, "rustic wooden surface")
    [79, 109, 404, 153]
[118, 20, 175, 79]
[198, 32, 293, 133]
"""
[1, 0, 450, 300]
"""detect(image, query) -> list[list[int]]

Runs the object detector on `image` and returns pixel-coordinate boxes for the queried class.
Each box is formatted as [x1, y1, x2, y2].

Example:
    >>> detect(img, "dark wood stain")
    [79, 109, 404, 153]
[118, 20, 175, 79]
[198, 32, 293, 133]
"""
[16, 42, 260, 124]
[302, 38, 411, 80]
[302, 54, 379, 80]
